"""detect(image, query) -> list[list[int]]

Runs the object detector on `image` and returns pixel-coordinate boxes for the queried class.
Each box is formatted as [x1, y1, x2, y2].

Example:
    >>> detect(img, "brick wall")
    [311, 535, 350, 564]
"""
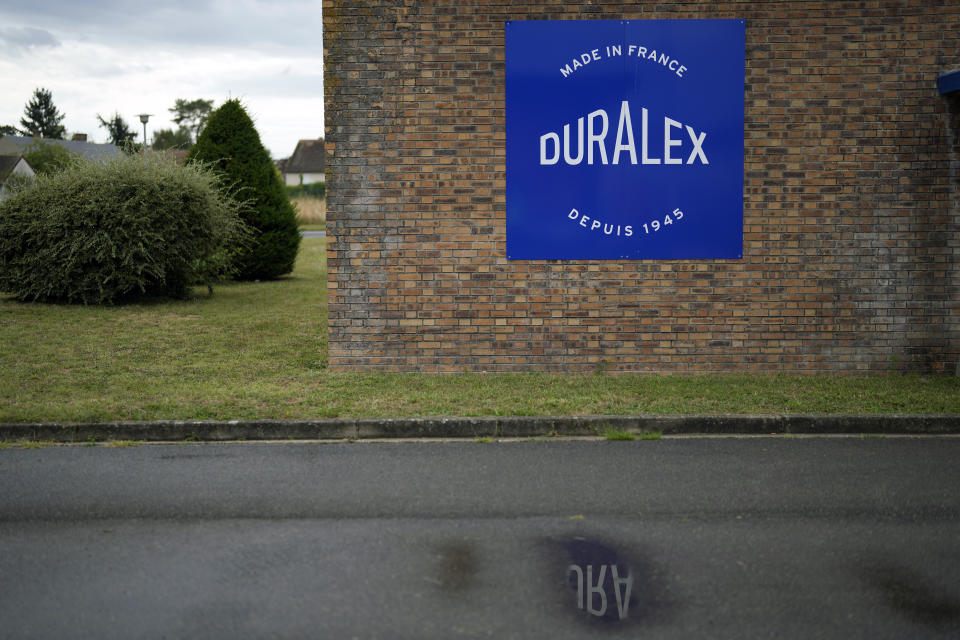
[323, 0, 960, 374]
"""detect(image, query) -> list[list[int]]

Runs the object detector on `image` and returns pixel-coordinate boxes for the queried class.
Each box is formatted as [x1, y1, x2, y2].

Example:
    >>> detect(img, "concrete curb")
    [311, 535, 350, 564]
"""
[1, 414, 958, 443]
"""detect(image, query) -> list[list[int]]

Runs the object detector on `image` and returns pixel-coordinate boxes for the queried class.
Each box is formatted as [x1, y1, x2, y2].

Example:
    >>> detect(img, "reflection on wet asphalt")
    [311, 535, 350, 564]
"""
[562, 536, 636, 622]
[863, 563, 960, 628]
[433, 541, 479, 594]
[554, 534, 677, 632]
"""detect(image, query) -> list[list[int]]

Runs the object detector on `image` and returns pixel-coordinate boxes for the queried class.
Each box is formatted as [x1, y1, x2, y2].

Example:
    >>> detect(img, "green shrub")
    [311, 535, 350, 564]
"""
[187, 99, 300, 280]
[22, 139, 80, 175]
[0, 153, 247, 304]
[1, 172, 36, 197]
[285, 181, 325, 199]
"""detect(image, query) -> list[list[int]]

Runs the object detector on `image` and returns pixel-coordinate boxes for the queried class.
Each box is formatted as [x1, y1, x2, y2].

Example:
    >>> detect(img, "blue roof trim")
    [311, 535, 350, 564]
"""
[939, 70, 960, 95]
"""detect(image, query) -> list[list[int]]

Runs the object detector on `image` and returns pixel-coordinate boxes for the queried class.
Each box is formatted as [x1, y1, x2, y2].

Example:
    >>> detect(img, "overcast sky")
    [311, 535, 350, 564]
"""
[0, 0, 324, 159]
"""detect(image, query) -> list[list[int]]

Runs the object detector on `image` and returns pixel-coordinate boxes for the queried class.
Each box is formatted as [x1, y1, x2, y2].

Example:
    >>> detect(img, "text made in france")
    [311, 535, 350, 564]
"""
[559, 44, 687, 79]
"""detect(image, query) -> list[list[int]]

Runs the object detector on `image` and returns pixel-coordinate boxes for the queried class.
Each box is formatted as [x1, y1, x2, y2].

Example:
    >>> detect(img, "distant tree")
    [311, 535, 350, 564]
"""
[170, 98, 214, 143]
[151, 126, 193, 150]
[187, 99, 300, 280]
[0, 125, 18, 136]
[22, 139, 79, 175]
[19, 88, 66, 139]
[97, 112, 137, 148]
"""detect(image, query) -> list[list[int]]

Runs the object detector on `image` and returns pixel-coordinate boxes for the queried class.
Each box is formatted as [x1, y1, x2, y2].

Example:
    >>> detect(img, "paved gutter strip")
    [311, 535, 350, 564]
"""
[1, 414, 958, 443]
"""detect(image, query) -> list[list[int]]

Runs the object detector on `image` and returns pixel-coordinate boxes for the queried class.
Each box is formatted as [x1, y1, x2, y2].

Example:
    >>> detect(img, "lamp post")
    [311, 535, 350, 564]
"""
[136, 114, 151, 150]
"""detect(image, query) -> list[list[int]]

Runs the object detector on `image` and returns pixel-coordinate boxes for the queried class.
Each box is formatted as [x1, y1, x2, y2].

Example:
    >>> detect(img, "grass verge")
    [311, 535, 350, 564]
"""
[1, 237, 958, 423]
[0, 440, 57, 449]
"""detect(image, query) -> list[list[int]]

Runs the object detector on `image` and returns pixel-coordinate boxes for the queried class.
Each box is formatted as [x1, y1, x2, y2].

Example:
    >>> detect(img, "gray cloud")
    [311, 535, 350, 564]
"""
[0, 26, 60, 54]
[220, 68, 324, 99]
[0, 1, 324, 157]
[0, 1, 322, 55]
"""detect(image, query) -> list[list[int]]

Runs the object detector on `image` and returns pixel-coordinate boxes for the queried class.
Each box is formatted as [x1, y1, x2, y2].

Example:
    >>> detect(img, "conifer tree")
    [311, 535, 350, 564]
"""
[187, 99, 299, 280]
[19, 88, 66, 139]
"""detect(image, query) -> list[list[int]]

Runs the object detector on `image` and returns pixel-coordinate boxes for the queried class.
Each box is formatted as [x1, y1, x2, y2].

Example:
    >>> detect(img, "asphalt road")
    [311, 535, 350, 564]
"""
[1, 437, 959, 639]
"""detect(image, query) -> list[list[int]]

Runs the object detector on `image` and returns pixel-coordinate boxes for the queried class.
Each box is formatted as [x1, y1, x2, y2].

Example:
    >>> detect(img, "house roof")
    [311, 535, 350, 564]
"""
[0, 134, 122, 161]
[0, 154, 31, 182]
[0, 155, 20, 181]
[284, 138, 325, 174]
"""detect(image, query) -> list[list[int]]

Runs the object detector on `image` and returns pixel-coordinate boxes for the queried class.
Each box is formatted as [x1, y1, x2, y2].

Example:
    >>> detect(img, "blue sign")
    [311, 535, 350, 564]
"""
[506, 20, 745, 260]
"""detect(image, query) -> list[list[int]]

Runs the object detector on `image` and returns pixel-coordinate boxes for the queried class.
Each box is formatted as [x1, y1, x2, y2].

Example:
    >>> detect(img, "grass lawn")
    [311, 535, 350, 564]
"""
[1, 237, 957, 423]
